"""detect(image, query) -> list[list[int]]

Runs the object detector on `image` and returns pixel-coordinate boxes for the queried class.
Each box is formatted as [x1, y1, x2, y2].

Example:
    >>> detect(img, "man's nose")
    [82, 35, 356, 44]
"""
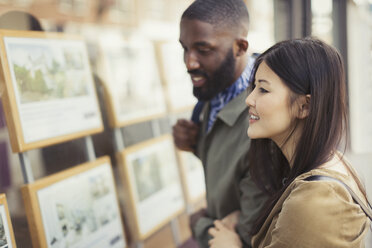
[185, 52, 200, 71]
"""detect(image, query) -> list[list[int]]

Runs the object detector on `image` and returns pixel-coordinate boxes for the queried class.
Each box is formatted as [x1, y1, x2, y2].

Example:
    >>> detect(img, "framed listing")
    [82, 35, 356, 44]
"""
[0, 194, 16, 248]
[155, 41, 196, 113]
[117, 135, 185, 240]
[177, 151, 206, 204]
[97, 34, 167, 128]
[105, 0, 138, 26]
[21, 156, 127, 248]
[0, 30, 103, 153]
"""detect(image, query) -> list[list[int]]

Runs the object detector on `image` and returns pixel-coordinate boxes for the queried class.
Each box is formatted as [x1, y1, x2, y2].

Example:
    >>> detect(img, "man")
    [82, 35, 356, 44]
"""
[172, 0, 267, 247]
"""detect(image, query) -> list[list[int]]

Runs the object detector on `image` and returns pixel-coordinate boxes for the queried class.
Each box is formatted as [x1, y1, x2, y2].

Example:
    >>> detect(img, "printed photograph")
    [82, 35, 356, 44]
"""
[133, 154, 163, 202]
[0, 204, 11, 248]
[0, 213, 8, 248]
[47, 174, 118, 247]
[58, 0, 88, 16]
[122, 137, 185, 238]
[159, 41, 196, 111]
[179, 151, 206, 202]
[100, 36, 166, 125]
[7, 41, 90, 104]
[107, 0, 136, 24]
[50, 202, 98, 247]
[37, 164, 125, 248]
[0, 34, 102, 149]
[130, 139, 180, 203]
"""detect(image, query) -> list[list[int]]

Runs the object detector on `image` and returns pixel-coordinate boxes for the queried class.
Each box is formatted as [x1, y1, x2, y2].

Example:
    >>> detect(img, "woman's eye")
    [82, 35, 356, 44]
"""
[259, 87, 268, 93]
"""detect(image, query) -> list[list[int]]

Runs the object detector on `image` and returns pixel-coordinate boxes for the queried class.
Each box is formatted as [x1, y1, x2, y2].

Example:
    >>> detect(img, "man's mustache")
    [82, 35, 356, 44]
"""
[187, 69, 208, 78]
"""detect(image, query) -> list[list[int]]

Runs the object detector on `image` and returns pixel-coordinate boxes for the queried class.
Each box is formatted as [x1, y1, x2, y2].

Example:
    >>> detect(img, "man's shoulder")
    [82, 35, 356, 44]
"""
[217, 91, 249, 127]
[223, 90, 248, 111]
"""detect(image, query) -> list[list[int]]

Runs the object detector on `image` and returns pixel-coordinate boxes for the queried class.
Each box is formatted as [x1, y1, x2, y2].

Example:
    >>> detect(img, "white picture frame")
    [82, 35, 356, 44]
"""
[155, 40, 196, 113]
[177, 151, 206, 204]
[22, 157, 127, 248]
[117, 135, 185, 240]
[0, 30, 103, 152]
[97, 34, 167, 127]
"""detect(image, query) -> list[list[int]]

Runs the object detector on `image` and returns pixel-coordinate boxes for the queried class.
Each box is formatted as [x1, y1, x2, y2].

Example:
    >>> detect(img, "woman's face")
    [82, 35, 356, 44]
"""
[245, 61, 297, 145]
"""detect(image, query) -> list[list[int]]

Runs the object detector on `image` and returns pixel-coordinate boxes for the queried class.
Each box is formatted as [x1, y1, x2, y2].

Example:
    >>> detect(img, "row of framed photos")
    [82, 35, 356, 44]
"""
[0, 29, 195, 153]
[0, 27, 203, 247]
[3, 135, 205, 247]
[96, 33, 196, 128]
[0, 0, 192, 26]
[117, 135, 205, 240]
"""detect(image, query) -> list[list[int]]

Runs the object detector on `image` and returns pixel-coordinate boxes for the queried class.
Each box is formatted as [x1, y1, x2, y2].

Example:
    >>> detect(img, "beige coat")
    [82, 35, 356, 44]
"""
[252, 167, 370, 248]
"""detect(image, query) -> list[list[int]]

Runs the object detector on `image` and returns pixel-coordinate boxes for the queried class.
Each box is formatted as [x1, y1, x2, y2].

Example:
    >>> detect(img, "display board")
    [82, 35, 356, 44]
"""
[105, 0, 138, 26]
[117, 135, 185, 240]
[177, 151, 206, 204]
[97, 34, 167, 128]
[0, 29, 103, 152]
[155, 40, 196, 113]
[0, 194, 16, 248]
[58, 0, 89, 17]
[22, 156, 126, 248]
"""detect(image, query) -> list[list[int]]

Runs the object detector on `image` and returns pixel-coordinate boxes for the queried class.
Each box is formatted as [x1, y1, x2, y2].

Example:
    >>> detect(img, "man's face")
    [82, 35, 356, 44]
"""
[179, 18, 237, 101]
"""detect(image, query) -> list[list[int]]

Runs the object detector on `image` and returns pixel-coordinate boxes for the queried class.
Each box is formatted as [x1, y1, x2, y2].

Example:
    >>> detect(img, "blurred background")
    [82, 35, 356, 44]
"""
[0, 0, 370, 247]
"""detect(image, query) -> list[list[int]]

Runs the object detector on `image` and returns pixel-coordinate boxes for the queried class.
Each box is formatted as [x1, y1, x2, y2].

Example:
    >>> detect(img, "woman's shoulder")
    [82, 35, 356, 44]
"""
[269, 175, 369, 247]
[285, 167, 365, 214]
[291, 158, 367, 204]
[285, 174, 354, 212]
[278, 172, 367, 238]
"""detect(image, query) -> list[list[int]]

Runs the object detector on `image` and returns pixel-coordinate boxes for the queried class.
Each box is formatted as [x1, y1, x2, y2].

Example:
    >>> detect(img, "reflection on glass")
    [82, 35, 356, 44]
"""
[246, 0, 275, 53]
[311, 0, 333, 44]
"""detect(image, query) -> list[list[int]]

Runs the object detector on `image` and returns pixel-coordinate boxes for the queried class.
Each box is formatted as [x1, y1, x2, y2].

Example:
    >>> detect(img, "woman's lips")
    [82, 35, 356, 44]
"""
[249, 113, 260, 123]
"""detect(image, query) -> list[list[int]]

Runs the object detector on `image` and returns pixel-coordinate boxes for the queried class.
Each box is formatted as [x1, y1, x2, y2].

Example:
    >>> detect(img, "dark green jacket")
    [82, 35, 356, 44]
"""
[193, 90, 267, 247]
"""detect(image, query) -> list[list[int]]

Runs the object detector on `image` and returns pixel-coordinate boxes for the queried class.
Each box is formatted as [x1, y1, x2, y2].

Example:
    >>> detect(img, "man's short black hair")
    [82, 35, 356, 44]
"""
[181, 0, 249, 33]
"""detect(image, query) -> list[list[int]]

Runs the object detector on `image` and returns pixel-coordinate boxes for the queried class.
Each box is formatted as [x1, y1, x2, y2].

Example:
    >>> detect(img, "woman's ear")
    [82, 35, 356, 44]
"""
[297, 94, 311, 119]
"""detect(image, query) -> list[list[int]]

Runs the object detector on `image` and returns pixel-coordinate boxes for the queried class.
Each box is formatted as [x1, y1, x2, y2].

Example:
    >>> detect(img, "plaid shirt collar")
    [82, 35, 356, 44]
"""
[207, 57, 254, 132]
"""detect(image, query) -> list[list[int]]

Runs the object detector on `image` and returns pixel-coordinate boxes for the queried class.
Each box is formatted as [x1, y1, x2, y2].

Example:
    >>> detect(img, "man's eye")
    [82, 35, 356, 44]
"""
[259, 87, 269, 93]
[198, 48, 211, 54]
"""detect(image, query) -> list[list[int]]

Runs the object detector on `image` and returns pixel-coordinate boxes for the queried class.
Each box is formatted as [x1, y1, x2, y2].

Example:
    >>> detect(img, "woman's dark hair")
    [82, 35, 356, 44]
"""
[249, 37, 368, 234]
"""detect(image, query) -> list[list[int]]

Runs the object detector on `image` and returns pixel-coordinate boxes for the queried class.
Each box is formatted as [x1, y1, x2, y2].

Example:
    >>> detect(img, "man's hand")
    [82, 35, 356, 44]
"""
[172, 119, 200, 152]
[221, 210, 241, 230]
[189, 208, 207, 232]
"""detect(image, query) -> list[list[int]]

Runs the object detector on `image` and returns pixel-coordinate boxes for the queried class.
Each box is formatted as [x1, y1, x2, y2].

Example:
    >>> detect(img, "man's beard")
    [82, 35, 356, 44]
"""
[191, 49, 236, 101]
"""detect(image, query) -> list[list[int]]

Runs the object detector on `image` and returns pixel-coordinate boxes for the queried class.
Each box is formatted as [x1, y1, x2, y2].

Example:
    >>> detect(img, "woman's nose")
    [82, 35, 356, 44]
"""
[245, 90, 255, 107]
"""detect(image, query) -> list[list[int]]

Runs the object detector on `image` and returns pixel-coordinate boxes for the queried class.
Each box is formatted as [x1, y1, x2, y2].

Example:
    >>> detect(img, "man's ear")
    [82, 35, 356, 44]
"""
[235, 38, 248, 56]
[297, 94, 311, 119]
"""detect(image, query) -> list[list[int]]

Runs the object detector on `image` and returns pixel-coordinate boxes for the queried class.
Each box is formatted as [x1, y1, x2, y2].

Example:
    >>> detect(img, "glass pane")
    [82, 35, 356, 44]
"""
[246, 0, 275, 53]
[311, 0, 333, 44]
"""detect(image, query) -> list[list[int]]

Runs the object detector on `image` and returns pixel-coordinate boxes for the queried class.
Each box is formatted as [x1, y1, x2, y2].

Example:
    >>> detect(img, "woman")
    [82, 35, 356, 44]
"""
[208, 38, 371, 247]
